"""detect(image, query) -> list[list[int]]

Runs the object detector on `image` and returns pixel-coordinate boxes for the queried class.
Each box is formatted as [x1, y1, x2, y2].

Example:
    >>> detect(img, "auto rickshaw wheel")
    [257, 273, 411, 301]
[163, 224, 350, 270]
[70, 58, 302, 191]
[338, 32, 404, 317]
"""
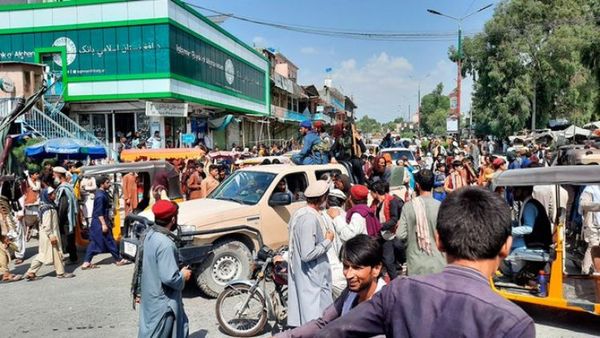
[196, 240, 253, 298]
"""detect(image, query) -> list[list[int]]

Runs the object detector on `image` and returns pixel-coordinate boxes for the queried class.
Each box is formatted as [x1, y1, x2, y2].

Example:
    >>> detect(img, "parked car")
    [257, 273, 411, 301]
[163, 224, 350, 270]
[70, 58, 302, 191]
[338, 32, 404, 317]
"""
[379, 147, 420, 171]
[123, 163, 351, 297]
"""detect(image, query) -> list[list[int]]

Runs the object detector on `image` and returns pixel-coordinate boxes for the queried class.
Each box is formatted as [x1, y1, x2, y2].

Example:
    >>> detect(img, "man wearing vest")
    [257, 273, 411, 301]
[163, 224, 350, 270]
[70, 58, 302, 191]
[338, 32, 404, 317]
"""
[370, 180, 405, 280]
[291, 120, 328, 165]
[275, 235, 385, 338]
[505, 185, 552, 276]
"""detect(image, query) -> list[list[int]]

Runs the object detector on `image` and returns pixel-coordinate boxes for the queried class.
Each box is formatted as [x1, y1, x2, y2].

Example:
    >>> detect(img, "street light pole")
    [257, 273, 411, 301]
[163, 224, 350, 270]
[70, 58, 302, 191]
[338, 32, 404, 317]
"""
[427, 4, 492, 136]
[457, 23, 462, 127]
[410, 73, 430, 137]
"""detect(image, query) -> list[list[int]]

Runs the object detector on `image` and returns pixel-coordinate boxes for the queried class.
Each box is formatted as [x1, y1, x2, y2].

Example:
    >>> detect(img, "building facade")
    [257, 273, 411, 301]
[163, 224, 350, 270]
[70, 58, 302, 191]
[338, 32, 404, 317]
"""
[0, 0, 269, 149]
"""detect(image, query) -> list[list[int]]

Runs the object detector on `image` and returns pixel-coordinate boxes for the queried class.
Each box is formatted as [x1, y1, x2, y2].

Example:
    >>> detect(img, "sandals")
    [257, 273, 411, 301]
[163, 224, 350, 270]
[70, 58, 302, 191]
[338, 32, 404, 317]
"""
[57, 273, 75, 279]
[115, 259, 131, 266]
[2, 274, 23, 283]
[25, 273, 42, 281]
[81, 264, 100, 270]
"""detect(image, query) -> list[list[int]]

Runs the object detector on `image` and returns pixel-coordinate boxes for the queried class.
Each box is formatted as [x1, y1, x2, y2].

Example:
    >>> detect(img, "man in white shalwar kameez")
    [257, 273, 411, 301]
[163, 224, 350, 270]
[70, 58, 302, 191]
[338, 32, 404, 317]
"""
[287, 180, 334, 327]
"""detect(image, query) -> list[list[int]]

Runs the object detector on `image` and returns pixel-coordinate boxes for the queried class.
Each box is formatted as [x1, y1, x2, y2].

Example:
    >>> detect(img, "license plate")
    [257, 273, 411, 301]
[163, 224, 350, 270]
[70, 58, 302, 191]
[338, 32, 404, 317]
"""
[123, 241, 137, 258]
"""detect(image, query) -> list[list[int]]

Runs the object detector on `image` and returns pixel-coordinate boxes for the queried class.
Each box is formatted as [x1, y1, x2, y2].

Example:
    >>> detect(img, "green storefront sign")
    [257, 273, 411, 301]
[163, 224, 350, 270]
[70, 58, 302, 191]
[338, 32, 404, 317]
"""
[0, 23, 266, 103]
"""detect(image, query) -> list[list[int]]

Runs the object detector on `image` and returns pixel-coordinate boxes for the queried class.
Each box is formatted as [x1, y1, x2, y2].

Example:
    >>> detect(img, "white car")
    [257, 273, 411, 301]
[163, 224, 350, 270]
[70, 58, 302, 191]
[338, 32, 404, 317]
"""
[379, 147, 420, 171]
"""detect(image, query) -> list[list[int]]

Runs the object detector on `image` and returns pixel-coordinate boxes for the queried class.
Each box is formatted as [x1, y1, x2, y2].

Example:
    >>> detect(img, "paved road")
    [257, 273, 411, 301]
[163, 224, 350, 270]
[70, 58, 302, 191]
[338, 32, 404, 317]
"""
[1, 243, 599, 337]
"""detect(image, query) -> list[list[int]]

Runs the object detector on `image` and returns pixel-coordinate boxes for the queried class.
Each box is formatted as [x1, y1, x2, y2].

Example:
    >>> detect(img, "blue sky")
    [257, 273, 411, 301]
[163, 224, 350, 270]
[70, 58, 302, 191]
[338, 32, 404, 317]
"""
[187, 0, 498, 122]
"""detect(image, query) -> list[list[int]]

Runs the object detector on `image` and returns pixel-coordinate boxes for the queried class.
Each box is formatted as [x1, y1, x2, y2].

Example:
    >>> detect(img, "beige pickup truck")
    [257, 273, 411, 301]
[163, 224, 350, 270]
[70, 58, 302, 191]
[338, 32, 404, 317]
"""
[133, 164, 350, 297]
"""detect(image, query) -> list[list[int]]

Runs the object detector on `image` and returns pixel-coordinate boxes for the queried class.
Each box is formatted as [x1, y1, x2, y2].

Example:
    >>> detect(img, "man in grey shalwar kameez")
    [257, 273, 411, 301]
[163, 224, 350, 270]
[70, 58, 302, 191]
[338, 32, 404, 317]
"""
[138, 200, 192, 338]
[397, 169, 446, 276]
[287, 180, 335, 327]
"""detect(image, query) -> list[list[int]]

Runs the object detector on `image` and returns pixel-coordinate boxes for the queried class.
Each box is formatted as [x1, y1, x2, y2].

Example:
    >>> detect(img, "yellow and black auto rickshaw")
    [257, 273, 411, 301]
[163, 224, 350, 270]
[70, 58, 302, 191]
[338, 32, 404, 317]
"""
[491, 165, 600, 315]
[74, 161, 183, 247]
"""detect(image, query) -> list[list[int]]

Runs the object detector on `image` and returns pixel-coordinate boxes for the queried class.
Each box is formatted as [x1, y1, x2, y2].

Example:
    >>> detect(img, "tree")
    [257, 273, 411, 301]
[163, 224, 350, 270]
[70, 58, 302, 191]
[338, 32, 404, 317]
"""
[420, 83, 450, 135]
[452, 0, 600, 138]
[356, 115, 381, 134]
[382, 121, 398, 132]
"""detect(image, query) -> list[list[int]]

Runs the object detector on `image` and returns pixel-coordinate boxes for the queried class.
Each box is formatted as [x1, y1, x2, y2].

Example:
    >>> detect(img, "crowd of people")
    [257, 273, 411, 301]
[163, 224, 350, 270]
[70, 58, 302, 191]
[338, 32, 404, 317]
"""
[4, 116, 600, 337]
[273, 121, 600, 337]
[279, 178, 535, 337]
[0, 161, 132, 282]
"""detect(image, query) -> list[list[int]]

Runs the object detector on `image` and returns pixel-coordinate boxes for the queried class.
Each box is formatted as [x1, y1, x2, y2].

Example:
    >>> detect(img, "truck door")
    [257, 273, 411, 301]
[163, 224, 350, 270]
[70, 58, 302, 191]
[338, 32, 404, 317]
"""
[260, 172, 309, 248]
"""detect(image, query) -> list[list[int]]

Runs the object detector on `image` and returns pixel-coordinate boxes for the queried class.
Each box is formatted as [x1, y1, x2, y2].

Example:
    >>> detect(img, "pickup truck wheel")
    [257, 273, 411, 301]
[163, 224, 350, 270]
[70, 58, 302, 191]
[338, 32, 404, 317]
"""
[196, 240, 253, 298]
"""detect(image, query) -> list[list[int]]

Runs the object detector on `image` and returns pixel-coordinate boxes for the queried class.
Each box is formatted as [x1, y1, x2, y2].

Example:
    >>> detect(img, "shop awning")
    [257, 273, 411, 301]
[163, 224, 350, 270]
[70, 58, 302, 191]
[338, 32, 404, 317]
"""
[120, 148, 205, 162]
[285, 111, 309, 122]
[209, 114, 234, 131]
[312, 113, 328, 122]
[583, 121, 600, 130]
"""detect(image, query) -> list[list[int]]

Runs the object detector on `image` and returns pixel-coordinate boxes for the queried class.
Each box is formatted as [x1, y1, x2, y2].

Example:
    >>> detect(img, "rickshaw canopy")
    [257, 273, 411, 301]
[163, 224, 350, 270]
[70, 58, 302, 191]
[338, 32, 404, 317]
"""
[119, 148, 204, 162]
[81, 161, 182, 200]
[493, 165, 600, 187]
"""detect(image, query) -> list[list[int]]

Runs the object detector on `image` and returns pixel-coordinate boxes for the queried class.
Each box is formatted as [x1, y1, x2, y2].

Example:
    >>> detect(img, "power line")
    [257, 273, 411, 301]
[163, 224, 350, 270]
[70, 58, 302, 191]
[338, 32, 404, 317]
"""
[184, 2, 476, 41]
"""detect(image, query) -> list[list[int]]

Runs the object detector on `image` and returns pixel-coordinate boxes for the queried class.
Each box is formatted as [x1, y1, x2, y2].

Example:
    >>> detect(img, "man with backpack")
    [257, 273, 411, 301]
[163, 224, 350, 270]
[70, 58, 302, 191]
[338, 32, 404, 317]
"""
[370, 180, 405, 280]
[330, 121, 367, 184]
[291, 120, 329, 165]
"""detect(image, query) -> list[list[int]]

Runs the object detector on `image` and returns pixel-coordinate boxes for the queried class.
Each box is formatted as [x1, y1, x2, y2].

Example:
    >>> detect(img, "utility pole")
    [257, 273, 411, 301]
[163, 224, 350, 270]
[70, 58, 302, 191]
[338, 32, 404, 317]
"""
[427, 4, 493, 137]
[457, 25, 462, 127]
[417, 83, 421, 136]
[532, 78, 536, 131]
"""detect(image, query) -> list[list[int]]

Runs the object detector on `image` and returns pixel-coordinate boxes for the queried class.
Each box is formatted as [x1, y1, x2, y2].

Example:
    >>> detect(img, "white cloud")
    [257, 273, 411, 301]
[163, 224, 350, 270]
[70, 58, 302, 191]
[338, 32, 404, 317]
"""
[298, 52, 474, 122]
[300, 46, 318, 55]
[330, 52, 414, 121]
[252, 36, 268, 49]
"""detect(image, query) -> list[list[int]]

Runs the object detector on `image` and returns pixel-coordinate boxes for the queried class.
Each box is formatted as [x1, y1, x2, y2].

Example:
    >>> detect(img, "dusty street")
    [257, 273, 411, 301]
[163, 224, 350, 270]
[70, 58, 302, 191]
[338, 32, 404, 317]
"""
[0, 242, 598, 337]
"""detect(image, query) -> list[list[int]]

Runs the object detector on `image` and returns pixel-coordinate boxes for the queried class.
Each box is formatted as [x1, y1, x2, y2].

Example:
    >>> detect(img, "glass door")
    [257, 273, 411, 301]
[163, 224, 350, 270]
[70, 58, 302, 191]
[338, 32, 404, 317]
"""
[40, 53, 64, 98]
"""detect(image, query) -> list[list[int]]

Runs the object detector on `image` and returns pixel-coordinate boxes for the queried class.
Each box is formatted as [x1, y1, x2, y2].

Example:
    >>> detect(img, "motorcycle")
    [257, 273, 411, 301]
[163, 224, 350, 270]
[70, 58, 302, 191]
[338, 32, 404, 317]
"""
[215, 245, 288, 337]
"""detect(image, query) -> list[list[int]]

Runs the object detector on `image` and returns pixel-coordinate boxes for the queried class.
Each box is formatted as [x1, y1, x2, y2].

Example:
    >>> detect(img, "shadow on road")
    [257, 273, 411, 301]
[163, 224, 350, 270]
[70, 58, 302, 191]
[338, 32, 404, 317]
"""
[183, 282, 205, 298]
[518, 302, 600, 336]
[189, 329, 208, 338]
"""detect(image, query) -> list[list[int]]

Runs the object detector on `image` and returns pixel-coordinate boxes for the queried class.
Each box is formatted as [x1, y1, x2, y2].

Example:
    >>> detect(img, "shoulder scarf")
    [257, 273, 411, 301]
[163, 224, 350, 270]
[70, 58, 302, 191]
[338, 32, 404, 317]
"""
[412, 197, 433, 255]
[55, 184, 78, 233]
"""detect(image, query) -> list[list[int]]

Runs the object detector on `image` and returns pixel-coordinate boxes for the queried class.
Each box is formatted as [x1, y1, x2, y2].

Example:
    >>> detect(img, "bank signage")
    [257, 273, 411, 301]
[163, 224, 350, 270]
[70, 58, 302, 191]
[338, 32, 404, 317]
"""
[146, 101, 188, 117]
[0, 23, 266, 103]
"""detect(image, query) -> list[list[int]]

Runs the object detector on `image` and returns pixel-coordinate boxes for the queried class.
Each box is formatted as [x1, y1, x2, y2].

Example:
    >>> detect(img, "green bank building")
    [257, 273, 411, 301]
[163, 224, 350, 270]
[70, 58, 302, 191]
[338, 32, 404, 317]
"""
[0, 0, 270, 149]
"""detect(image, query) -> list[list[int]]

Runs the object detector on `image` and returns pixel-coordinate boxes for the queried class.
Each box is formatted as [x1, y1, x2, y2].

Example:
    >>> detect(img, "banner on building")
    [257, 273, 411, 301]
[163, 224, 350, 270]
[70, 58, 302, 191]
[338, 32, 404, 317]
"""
[146, 102, 188, 117]
[448, 89, 459, 117]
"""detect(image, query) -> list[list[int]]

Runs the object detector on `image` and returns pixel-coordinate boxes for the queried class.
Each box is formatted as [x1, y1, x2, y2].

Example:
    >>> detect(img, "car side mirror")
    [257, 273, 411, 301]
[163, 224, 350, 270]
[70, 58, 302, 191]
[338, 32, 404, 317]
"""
[269, 192, 292, 206]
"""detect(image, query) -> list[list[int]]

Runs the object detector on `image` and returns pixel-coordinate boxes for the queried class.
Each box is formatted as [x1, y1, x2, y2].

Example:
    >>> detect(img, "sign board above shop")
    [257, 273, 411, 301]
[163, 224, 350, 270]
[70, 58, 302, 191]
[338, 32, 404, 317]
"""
[446, 117, 459, 134]
[145, 102, 189, 118]
[181, 133, 196, 145]
[0, 0, 270, 116]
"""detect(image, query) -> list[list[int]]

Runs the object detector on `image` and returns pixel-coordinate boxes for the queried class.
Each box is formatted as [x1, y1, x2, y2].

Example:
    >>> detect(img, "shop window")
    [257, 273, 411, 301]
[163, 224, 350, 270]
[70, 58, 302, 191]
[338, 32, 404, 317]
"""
[103, 28, 117, 75]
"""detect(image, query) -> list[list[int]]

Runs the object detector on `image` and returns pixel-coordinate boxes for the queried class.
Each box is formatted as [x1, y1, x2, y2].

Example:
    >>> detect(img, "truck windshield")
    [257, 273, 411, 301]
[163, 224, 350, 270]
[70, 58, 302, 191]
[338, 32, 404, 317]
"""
[381, 150, 415, 162]
[209, 171, 277, 205]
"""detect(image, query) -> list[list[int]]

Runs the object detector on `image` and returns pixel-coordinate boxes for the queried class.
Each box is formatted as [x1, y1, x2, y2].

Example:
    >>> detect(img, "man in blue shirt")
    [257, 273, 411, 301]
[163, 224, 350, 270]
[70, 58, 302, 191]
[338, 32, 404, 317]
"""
[315, 187, 535, 338]
[292, 120, 327, 165]
[507, 155, 519, 171]
[504, 185, 552, 276]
